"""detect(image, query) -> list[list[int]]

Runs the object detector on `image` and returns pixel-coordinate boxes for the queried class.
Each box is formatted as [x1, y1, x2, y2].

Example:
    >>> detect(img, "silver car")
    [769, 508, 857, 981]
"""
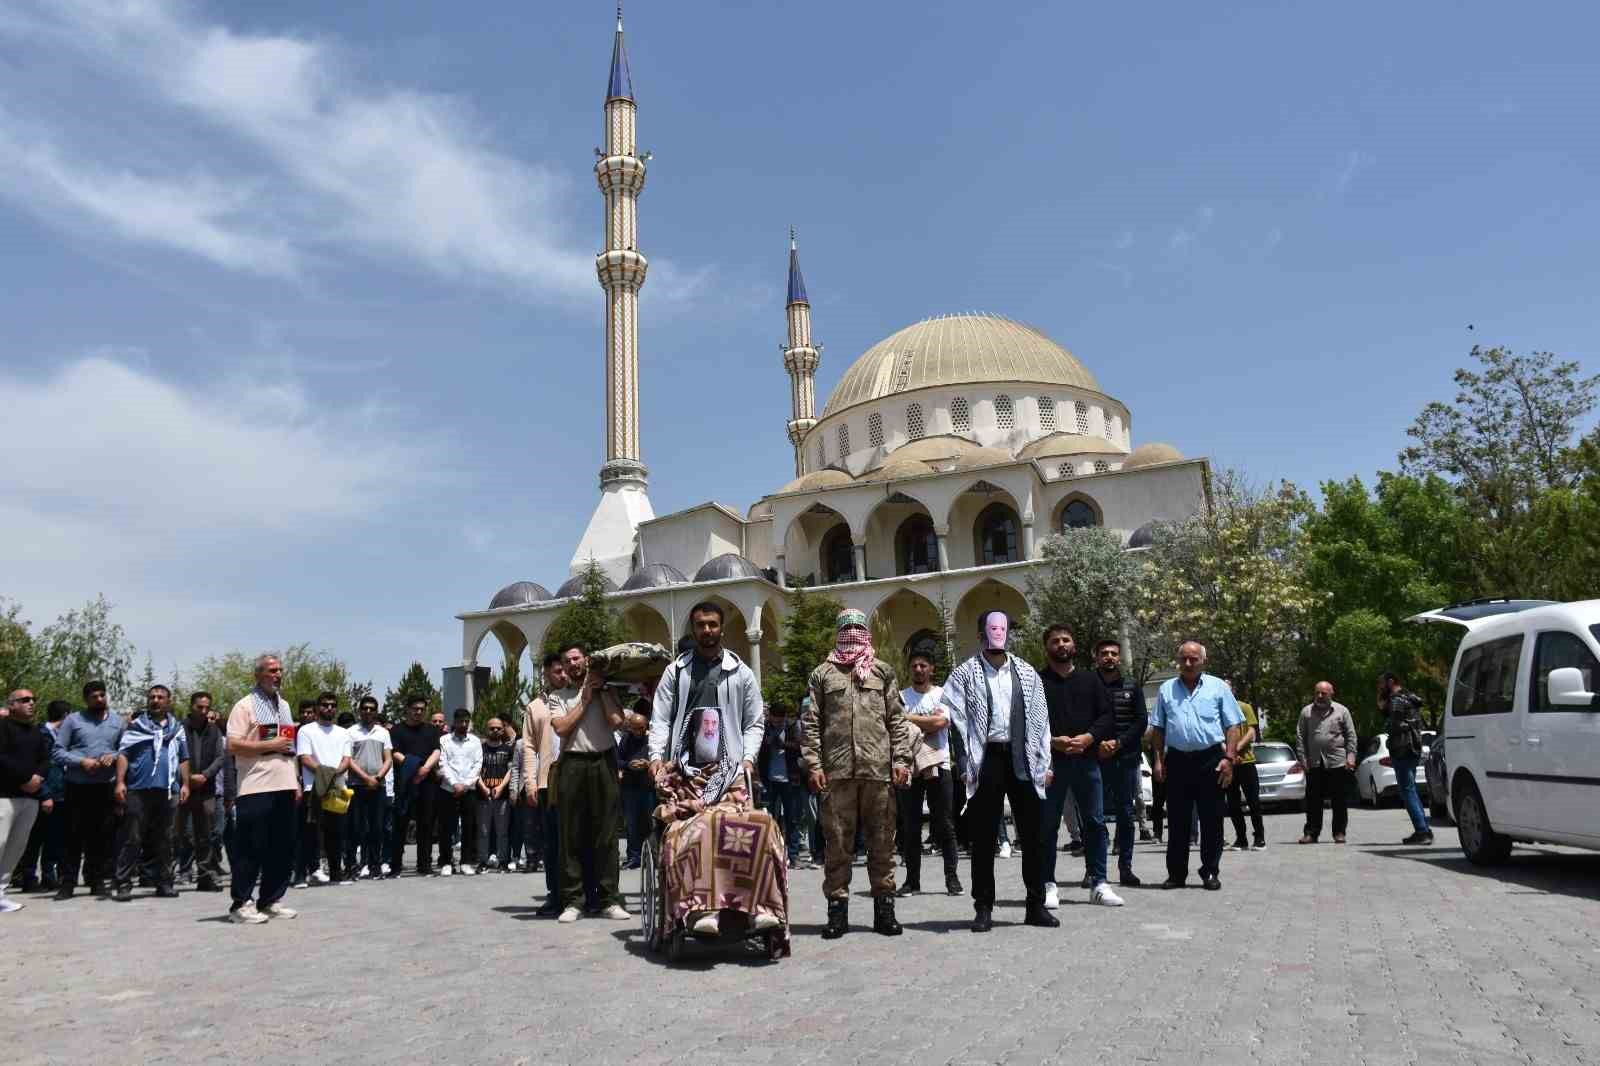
[1253, 742, 1305, 808]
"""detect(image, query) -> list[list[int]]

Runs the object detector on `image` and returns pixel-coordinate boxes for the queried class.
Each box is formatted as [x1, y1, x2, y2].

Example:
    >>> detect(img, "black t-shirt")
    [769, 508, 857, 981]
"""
[481, 741, 514, 786]
[687, 654, 721, 712]
[1039, 666, 1115, 752]
[390, 722, 442, 763]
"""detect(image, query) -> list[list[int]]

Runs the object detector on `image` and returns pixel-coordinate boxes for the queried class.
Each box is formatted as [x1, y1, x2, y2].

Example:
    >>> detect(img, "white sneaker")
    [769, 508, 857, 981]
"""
[998, 841, 1013, 859]
[229, 902, 268, 924]
[310, 870, 330, 885]
[460, 864, 477, 876]
[557, 906, 582, 923]
[486, 856, 499, 870]
[752, 913, 781, 931]
[691, 912, 720, 935]
[0, 892, 23, 914]
[1091, 883, 1125, 907]
[291, 879, 310, 890]
[1043, 882, 1060, 910]
[380, 863, 392, 876]
[601, 903, 630, 920]
[507, 860, 521, 873]
[261, 902, 298, 919]
[439, 865, 453, 877]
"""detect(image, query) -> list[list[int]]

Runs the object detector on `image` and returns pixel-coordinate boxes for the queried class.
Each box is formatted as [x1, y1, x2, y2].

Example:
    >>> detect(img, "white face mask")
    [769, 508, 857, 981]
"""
[982, 612, 1009, 652]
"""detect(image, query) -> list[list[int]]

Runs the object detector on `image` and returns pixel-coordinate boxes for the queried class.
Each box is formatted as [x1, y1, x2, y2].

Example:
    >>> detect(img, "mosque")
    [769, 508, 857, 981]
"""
[455, 13, 1209, 702]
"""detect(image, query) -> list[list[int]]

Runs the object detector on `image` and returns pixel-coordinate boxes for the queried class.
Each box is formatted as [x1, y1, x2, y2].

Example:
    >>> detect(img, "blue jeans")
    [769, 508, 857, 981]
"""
[620, 782, 656, 865]
[1101, 752, 1140, 875]
[1042, 756, 1106, 887]
[1390, 753, 1430, 834]
[765, 780, 804, 859]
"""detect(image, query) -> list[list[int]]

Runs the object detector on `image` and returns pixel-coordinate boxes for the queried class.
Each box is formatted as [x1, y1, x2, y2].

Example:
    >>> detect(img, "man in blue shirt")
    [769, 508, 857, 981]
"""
[51, 680, 125, 899]
[112, 685, 190, 901]
[1149, 641, 1244, 891]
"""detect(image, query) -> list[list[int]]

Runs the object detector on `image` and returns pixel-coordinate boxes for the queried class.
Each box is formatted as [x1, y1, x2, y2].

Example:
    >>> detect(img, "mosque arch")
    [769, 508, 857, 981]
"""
[620, 602, 672, 650]
[972, 501, 1022, 566]
[952, 579, 1030, 661]
[868, 587, 943, 676]
[819, 523, 857, 584]
[895, 513, 940, 575]
[1053, 492, 1103, 532]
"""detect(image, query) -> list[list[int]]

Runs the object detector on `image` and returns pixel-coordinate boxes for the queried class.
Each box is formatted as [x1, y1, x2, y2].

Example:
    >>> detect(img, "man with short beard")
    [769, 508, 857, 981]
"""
[1038, 625, 1120, 909]
[111, 685, 191, 901]
[52, 681, 125, 899]
[176, 691, 226, 891]
[224, 653, 300, 923]
[347, 696, 393, 879]
[389, 698, 442, 878]
[296, 693, 354, 884]
[550, 643, 629, 922]
[0, 689, 51, 913]
[1094, 639, 1149, 883]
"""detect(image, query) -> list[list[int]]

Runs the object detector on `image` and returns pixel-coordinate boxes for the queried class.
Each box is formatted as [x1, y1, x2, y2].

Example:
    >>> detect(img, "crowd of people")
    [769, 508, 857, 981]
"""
[0, 600, 1435, 938]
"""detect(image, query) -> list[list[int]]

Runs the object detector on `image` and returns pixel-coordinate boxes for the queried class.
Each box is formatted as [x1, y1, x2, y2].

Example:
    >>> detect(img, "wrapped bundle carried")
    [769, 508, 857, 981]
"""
[587, 641, 672, 684]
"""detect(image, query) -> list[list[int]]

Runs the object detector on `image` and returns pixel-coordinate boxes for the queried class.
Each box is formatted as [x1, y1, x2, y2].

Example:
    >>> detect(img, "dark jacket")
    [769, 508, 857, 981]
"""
[1099, 673, 1149, 755]
[0, 718, 52, 800]
[183, 719, 227, 790]
[1039, 665, 1115, 759]
[758, 717, 803, 786]
[1386, 690, 1427, 759]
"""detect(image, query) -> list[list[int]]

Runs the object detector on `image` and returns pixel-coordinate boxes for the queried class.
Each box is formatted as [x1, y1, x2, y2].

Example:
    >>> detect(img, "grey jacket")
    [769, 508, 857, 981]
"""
[648, 649, 764, 768]
[1296, 701, 1358, 769]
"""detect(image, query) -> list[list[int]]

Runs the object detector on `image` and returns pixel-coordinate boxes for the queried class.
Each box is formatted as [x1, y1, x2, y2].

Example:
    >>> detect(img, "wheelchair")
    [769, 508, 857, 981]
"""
[640, 818, 788, 963]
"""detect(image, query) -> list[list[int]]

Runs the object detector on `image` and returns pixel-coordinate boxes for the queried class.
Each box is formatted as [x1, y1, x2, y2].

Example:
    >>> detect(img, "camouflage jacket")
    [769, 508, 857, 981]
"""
[801, 660, 912, 782]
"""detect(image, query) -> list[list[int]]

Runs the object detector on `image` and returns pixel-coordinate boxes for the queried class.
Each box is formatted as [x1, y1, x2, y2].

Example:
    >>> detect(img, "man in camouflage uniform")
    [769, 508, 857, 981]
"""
[801, 609, 912, 939]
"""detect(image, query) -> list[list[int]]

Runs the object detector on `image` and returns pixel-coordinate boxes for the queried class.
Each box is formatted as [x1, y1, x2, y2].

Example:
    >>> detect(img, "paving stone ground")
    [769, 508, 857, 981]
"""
[6, 807, 1599, 1066]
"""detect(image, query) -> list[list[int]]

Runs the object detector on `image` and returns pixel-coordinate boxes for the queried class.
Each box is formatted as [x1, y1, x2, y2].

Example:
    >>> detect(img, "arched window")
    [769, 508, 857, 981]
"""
[906, 403, 925, 439]
[994, 394, 1015, 430]
[1038, 396, 1057, 432]
[821, 525, 856, 584]
[950, 396, 971, 433]
[1074, 400, 1090, 434]
[895, 514, 939, 575]
[904, 628, 942, 668]
[1055, 461, 1074, 479]
[837, 423, 851, 457]
[1061, 498, 1099, 530]
[867, 412, 885, 448]
[973, 503, 1020, 566]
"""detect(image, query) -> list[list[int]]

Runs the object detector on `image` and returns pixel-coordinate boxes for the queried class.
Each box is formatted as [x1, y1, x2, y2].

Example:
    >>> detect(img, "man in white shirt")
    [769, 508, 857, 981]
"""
[346, 696, 392, 879]
[435, 708, 483, 876]
[897, 651, 963, 898]
[295, 693, 354, 885]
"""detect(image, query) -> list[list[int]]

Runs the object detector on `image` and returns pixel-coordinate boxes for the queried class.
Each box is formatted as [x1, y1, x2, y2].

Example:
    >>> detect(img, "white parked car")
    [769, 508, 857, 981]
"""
[1408, 598, 1600, 863]
[1252, 742, 1306, 808]
[1139, 753, 1155, 808]
[1354, 732, 1434, 806]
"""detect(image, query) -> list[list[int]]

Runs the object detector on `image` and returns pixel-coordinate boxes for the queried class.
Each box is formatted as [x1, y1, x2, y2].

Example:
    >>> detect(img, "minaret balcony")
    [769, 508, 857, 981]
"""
[783, 346, 819, 373]
[594, 155, 647, 195]
[596, 249, 649, 290]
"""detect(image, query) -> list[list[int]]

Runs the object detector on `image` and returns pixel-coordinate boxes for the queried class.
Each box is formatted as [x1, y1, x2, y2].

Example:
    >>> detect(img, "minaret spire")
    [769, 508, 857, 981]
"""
[573, 8, 653, 583]
[782, 229, 821, 476]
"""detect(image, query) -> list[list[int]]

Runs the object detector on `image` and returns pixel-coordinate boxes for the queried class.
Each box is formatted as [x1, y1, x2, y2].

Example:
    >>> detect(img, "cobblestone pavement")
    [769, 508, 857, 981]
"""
[6, 807, 1599, 1065]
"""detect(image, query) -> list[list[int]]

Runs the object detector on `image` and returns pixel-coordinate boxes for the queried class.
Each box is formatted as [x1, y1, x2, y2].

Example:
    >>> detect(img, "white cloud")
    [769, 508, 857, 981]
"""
[0, 0, 604, 301]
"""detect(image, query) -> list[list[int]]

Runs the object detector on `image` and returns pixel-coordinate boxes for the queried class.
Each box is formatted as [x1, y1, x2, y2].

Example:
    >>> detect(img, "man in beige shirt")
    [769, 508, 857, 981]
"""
[223, 653, 300, 924]
[547, 643, 628, 923]
[524, 653, 593, 917]
[1295, 682, 1358, 844]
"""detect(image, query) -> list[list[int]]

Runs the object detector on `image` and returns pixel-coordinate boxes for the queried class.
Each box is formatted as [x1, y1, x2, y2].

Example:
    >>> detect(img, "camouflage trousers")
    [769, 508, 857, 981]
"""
[820, 778, 897, 901]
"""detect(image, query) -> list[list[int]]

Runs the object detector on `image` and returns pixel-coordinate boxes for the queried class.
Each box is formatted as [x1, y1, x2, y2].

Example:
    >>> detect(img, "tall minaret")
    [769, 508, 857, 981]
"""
[782, 228, 821, 476]
[571, 5, 655, 583]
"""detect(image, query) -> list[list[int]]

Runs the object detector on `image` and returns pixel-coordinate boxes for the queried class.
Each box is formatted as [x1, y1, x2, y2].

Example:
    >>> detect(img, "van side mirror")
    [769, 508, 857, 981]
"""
[1547, 667, 1597, 707]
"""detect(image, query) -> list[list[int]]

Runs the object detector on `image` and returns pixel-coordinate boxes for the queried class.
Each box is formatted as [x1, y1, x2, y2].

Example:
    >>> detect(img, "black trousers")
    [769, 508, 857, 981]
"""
[231, 789, 296, 908]
[175, 795, 223, 883]
[899, 767, 959, 886]
[114, 789, 176, 889]
[61, 782, 117, 888]
[965, 743, 1043, 908]
[435, 789, 478, 867]
[295, 797, 321, 882]
[319, 806, 347, 880]
[1150, 776, 1167, 837]
[392, 775, 436, 874]
[1227, 762, 1264, 844]
[1304, 766, 1350, 839]
[349, 785, 387, 874]
[1164, 746, 1225, 883]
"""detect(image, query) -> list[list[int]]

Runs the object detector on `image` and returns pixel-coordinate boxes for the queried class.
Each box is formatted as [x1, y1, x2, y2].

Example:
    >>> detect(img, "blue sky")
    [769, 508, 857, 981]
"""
[2, 0, 1595, 693]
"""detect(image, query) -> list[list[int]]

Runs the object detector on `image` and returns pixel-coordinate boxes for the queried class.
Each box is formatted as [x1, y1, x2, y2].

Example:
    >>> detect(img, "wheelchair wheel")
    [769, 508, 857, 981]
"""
[641, 833, 663, 952]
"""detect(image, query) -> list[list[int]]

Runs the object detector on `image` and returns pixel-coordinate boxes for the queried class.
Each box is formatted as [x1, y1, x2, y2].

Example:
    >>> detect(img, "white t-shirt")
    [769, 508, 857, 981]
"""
[982, 656, 1014, 743]
[295, 722, 353, 791]
[349, 722, 394, 797]
[902, 685, 949, 767]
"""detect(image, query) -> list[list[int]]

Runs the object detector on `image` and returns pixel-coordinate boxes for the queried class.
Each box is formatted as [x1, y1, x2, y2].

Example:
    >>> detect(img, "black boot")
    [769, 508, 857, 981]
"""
[1025, 902, 1061, 928]
[873, 895, 903, 936]
[945, 873, 964, 896]
[822, 899, 848, 939]
[971, 905, 993, 933]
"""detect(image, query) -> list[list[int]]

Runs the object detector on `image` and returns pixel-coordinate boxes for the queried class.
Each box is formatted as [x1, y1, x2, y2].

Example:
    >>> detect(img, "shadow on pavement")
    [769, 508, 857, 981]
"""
[609, 928, 778, 968]
[1364, 846, 1600, 901]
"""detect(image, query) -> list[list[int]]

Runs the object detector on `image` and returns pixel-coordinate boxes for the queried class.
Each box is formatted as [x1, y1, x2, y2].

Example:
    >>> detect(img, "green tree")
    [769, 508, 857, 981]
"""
[30, 595, 137, 709]
[540, 560, 628, 658]
[0, 598, 40, 699]
[763, 586, 844, 712]
[1019, 526, 1147, 672]
[475, 657, 531, 734]
[382, 661, 442, 720]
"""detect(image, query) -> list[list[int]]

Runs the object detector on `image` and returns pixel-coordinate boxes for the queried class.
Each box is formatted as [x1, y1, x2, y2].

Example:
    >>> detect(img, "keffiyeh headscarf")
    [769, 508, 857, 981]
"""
[828, 608, 876, 684]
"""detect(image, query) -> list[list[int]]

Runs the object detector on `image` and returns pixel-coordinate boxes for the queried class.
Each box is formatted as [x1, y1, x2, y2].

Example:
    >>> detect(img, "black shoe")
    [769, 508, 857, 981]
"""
[114, 884, 134, 902]
[822, 899, 849, 939]
[53, 884, 74, 901]
[873, 896, 903, 936]
[1401, 831, 1434, 845]
[895, 882, 920, 898]
[195, 878, 222, 893]
[39, 877, 59, 893]
[1153, 832, 1164, 844]
[970, 906, 993, 933]
[1067, 842, 1085, 857]
[155, 885, 179, 899]
[1079, 874, 1092, 889]
[1162, 878, 1185, 890]
[1024, 903, 1060, 928]
[1203, 876, 1222, 891]
[946, 875, 964, 896]
[1230, 839, 1249, 851]
[534, 902, 561, 917]
[1119, 870, 1142, 887]
[1138, 829, 1152, 842]
[89, 880, 109, 896]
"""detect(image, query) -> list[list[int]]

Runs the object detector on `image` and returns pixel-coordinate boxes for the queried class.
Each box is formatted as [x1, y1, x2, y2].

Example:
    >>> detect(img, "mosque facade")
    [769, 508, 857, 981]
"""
[456, 14, 1209, 703]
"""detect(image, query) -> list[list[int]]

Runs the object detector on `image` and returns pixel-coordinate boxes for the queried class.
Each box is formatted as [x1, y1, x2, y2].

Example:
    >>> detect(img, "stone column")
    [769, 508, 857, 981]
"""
[746, 631, 763, 679]
[774, 554, 787, 589]
[852, 542, 867, 583]
[1022, 516, 1036, 559]
[462, 660, 477, 714]
[934, 527, 950, 572]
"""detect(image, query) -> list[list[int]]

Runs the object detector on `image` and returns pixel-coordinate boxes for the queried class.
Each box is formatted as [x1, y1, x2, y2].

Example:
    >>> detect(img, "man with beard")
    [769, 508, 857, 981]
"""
[1038, 626, 1119, 909]
[52, 681, 124, 899]
[389, 698, 442, 878]
[0, 689, 51, 913]
[112, 685, 191, 901]
[296, 693, 354, 884]
[176, 691, 226, 892]
[799, 609, 912, 938]
[938, 611, 1054, 932]
[225, 653, 300, 923]
[525, 654, 595, 916]
[550, 643, 629, 923]
[435, 708, 483, 876]
[1093, 639, 1149, 885]
[346, 696, 393, 879]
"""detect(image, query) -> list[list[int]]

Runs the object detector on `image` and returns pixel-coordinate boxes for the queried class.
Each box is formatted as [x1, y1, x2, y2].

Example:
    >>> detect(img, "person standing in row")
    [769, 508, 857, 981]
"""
[552, 643, 629, 922]
[616, 693, 654, 872]
[800, 608, 911, 938]
[12, 699, 68, 894]
[1224, 681, 1266, 851]
[52, 681, 124, 900]
[296, 693, 353, 885]
[759, 702, 806, 868]
[1094, 639, 1149, 885]
[225, 653, 300, 923]
[178, 691, 226, 891]
[389, 698, 441, 878]
[1296, 681, 1357, 845]
[347, 696, 393, 879]
[940, 611, 1054, 932]
[1038, 626, 1120, 909]
[112, 685, 190, 901]
[1150, 641, 1244, 891]
[436, 708, 482, 876]
[478, 716, 516, 871]
[524, 653, 572, 916]
[0, 689, 51, 913]
[897, 651, 962, 898]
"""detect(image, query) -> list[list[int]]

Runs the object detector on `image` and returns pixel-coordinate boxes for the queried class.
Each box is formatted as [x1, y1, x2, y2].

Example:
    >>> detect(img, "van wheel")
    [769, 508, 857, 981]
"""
[1455, 779, 1512, 865]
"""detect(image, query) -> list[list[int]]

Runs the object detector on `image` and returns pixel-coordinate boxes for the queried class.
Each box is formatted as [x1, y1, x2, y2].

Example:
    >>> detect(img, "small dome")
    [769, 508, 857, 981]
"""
[885, 435, 982, 465]
[556, 572, 616, 599]
[1123, 442, 1183, 469]
[488, 581, 552, 609]
[620, 562, 688, 591]
[860, 458, 934, 483]
[1018, 433, 1126, 461]
[694, 553, 765, 583]
[950, 445, 1014, 471]
[779, 468, 854, 493]
[1127, 521, 1164, 549]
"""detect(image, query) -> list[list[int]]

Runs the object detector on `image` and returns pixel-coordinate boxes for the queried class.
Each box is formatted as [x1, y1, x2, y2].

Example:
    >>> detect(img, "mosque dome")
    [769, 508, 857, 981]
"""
[1018, 434, 1126, 461]
[820, 313, 1101, 419]
[1122, 442, 1184, 469]
[620, 562, 688, 591]
[1127, 521, 1167, 549]
[487, 581, 553, 609]
[693, 553, 765, 583]
[556, 571, 616, 599]
[860, 458, 934, 483]
[779, 468, 854, 493]
[949, 445, 1015, 471]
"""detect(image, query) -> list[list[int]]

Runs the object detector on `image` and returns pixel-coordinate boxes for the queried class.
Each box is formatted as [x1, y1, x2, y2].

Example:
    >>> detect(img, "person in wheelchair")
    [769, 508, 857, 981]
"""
[648, 602, 788, 946]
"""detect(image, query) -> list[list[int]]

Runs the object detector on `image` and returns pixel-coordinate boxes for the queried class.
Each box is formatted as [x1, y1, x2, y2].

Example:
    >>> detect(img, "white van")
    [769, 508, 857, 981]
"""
[1407, 598, 1600, 864]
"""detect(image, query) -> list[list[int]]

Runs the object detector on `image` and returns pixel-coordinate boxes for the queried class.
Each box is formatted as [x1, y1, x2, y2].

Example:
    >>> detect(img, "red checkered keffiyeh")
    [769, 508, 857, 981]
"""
[828, 626, 876, 685]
